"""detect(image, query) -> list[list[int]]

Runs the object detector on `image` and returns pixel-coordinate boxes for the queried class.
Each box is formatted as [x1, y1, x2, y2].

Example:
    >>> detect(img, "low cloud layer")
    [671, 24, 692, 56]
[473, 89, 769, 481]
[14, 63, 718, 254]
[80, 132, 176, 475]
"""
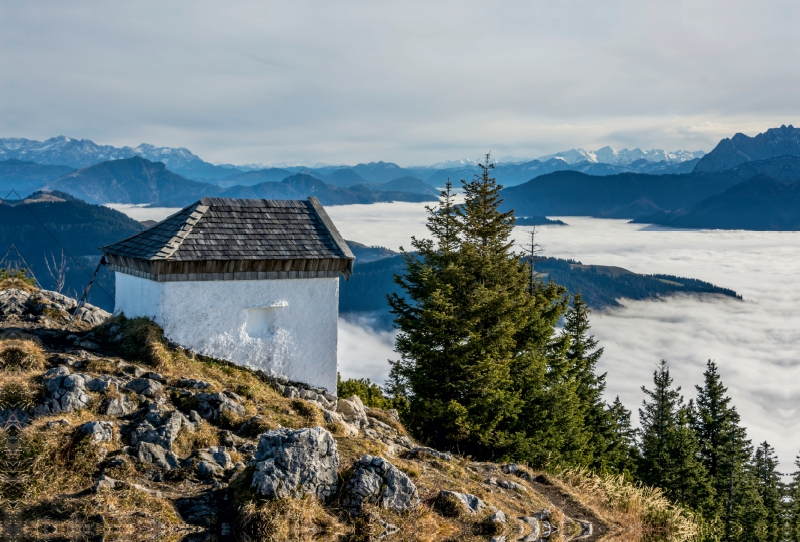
[332, 207, 800, 469]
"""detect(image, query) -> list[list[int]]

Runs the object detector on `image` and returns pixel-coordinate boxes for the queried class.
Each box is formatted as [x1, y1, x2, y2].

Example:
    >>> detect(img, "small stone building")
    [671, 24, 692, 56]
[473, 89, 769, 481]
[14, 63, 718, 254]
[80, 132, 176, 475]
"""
[102, 197, 355, 393]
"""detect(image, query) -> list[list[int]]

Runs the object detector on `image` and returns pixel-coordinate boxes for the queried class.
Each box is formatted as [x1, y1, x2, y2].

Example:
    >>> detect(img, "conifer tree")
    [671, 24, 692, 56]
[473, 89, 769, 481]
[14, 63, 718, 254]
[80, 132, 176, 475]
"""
[691, 360, 768, 541]
[638, 360, 683, 487]
[787, 454, 800, 542]
[602, 396, 639, 476]
[638, 361, 714, 514]
[389, 159, 569, 460]
[752, 441, 784, 542]
[563, 294, 611, 469]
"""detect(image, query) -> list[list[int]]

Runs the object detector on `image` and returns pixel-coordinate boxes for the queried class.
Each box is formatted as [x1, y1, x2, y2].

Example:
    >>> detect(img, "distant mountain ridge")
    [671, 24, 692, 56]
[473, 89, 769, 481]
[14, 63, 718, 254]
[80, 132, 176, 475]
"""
[0, 136, 241, 180]
[632, 174, 800, 230]
[41, 157, 438, 207]
[693, 125, 800, 172]
[536, 146, 704, 166]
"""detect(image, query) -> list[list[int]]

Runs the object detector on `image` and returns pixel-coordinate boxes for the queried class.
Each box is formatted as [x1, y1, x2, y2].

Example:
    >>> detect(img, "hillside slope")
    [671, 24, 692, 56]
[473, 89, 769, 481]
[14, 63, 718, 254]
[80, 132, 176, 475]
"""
[499, 170, 742, 218]
[633, 174, 800, 230]
[0, 285, 698, 541]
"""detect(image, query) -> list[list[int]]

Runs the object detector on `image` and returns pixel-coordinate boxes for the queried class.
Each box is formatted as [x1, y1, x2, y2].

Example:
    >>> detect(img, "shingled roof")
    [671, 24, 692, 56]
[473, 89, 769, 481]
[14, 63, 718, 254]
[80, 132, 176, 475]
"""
[102, 197, 355, 282]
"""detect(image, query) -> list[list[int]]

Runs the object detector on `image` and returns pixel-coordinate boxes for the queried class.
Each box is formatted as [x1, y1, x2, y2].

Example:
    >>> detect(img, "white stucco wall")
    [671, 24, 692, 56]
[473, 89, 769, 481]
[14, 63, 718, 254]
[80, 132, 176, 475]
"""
[114, 273, 339, 393]
[115, 273, 164, 324]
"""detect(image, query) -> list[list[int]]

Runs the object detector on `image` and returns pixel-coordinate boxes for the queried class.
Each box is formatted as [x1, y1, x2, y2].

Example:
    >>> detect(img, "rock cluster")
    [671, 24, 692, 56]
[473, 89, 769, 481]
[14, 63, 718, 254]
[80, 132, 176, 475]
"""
[34, 366, 122, 415]
[0, 288, 109, 328]
[194, 391, 246, 422]
[341, 455, 419, 514]
[251, 426, 339, 499]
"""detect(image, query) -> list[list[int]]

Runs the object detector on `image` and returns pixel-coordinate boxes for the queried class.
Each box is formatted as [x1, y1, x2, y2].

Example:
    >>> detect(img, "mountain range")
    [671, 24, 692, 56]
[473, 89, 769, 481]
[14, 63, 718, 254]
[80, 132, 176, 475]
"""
[36, 157, 438, 207]
[498, 128, 800, 230]
[0, 136, 706, 192]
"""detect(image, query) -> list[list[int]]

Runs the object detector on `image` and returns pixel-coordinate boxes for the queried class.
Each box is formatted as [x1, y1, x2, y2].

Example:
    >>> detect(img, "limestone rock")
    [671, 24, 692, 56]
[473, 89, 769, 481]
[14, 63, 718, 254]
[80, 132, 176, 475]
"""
[35, 366, 92, 415]
[102, 394, 138, 417]
[436, 490, 487, 515]
[78, 421, 114, 442]
[136, 441, 180, 470]
[195, 391, 246, 422]
[251, 426, 339, 499]
[124, 378, 162, 398]
[341, 455, 419, 514]
[336, 395, 369, 428]
[129, 404, 193, 451]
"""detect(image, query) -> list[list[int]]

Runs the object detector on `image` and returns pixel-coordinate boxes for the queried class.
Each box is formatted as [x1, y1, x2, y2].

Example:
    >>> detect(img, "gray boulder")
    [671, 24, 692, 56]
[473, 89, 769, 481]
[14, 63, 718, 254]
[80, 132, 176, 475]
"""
[35, 367, 92, 415]
[342, 455, 419, 514]
[124, 378, 163, 398]
[136, 441, 180, 470]
[195, 391, 246, 422]
[336, 395, 369, 428]
[436, 490, 487, 515]
[78, 421, 114, 442]
[102, 394, 138, 417]
[129, 404, 193, 451]
[251, 426, 339, 499]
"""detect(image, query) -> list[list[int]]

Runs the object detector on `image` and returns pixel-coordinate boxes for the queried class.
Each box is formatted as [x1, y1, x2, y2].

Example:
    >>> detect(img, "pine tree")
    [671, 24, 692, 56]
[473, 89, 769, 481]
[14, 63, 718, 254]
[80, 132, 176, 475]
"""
[691, 360, 768, 541]
[562, 293, 611, 469]
[638, 361, 714, 514]
[787, 454, 800, 542]
[638, 360, 683, 487]
[602, 396, 639, 476]
[752, 441, 784, 542]
[389, 159, 570, 460]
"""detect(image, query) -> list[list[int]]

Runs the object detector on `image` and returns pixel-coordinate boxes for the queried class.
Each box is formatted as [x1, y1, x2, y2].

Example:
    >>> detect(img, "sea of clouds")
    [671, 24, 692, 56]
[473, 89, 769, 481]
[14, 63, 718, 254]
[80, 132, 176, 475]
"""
[327, 203, 800, 471]
[115, 201, 800, 469]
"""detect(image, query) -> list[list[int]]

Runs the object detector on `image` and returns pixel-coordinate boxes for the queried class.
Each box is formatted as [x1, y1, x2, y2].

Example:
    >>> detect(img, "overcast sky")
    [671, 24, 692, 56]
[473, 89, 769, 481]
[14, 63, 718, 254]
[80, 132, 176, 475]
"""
[2, 0, 799, 165]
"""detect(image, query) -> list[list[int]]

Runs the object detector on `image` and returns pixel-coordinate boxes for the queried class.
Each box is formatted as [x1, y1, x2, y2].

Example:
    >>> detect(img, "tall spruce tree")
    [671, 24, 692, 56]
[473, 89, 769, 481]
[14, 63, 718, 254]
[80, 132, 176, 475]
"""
[638, 360, 713, 512]
[752, 441, 784, 542]
[691, 360, 768, 541]
[603, 396, 639, 476]
[389, 158, 570, 460]
[562, 294, 613, 470]
[787, 454, 800, 542]
[638, 360, 683, 487]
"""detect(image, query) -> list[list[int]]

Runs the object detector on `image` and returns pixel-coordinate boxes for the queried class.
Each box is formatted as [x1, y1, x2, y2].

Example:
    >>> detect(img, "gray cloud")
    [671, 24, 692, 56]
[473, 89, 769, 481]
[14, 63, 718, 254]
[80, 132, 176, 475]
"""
[2, 0, 800, 164]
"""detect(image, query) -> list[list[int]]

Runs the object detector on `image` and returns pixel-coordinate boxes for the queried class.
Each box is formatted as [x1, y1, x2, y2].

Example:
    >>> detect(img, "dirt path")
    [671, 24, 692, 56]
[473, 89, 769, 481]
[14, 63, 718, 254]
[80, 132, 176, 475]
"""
[527, 474, 609, 541]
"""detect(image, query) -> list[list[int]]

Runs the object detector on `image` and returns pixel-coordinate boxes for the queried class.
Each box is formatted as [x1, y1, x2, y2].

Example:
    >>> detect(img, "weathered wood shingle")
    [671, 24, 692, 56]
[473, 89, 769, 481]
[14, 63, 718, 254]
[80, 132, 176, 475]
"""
[102, 197, 355, 281]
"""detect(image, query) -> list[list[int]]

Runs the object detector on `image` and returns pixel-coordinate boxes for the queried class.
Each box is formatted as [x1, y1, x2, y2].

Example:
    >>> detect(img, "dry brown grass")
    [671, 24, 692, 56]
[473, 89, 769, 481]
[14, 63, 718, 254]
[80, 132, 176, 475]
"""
[237, 497, 346, 542]
[553, 467, 700, 542]
[0, 336, 46, 372]
[172, 419, 220, 457]
[0, 275, 38, 293]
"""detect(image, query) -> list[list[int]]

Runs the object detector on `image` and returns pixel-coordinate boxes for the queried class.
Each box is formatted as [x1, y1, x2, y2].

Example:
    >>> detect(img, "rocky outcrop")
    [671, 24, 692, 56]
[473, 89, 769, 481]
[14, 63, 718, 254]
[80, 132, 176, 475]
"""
[136, 441, 180, 470]
[195, 391, 246, 422]
[78, 420, 114, 442]
[0, 288, 109, 328]
[436, 490, 487, 515]
[251, 426, 339, 499]
[35, 367, 93, 415]
[128, 403, 195, 451]
[341, 455, 419, 514]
